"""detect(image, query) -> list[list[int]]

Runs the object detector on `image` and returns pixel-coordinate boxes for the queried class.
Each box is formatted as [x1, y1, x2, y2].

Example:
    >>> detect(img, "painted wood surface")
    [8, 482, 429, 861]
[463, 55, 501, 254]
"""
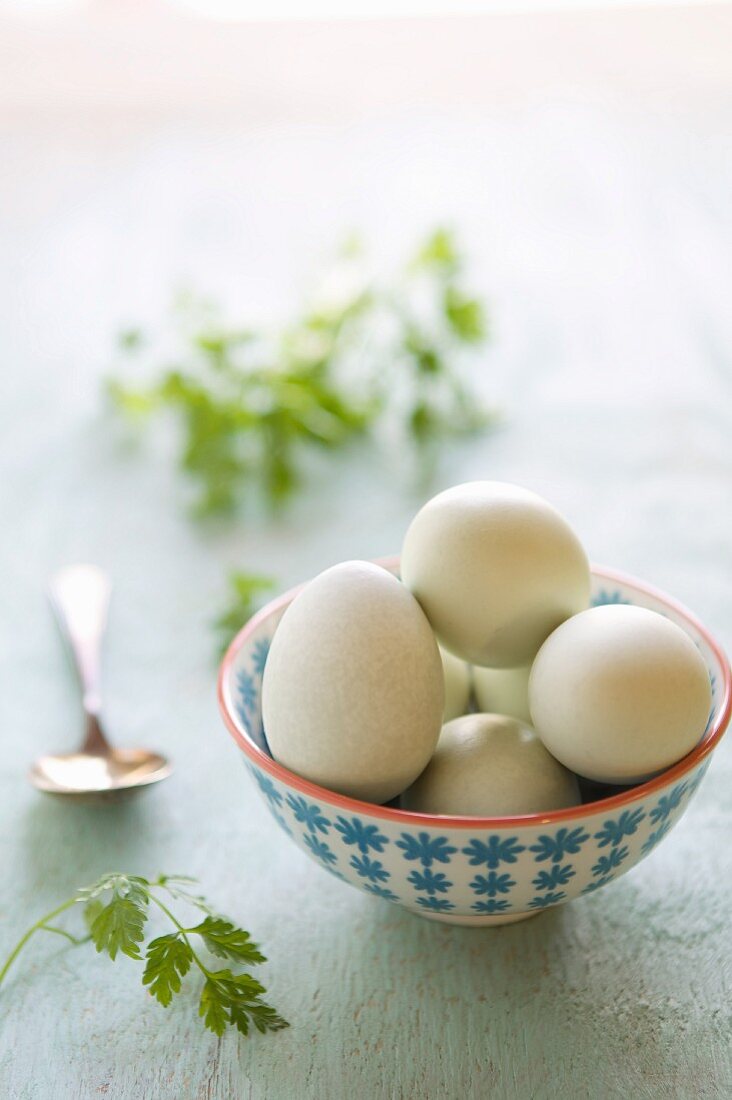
[1, 6, 731, 1098]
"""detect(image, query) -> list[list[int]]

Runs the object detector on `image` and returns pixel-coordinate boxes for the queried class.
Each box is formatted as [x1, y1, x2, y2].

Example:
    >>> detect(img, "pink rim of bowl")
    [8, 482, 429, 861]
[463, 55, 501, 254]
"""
[217, 561, 732, 830]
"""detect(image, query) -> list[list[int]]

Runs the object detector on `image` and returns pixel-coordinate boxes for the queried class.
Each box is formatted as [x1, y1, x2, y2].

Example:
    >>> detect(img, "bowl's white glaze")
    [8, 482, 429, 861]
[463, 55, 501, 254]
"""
[218, 563, 731, 926]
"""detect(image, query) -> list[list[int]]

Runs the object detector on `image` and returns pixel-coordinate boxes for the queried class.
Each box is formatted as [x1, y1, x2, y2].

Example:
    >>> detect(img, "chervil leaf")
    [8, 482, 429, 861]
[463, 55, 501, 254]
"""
[0, 873, 288, 1042]
[206, 969, 267, 1003]
[190, 917, 266, 964]
[107, 380, 155, 416]
[117, 328, 145, 352]
[142, 934, 193, 1007]
[443, 287, 486, 343]
[412, 227, 460, 273]
[249, 1001, 289, 1034]
[214, 572, 275, 657]
[89, 892, 148, 961]
[405, 328, 443, 375]
[82, 899, 104, 934]
[108, 228, 492, 521]
[229, 1001, 250, 1036]
[153, 874, 214, 915]
[155, 874, 199, 886]
[199, 971, 285, 1037]
[199, 978, 230, 1037]
[230, 1000, 289, 1036]
[77, 873, 150, 906]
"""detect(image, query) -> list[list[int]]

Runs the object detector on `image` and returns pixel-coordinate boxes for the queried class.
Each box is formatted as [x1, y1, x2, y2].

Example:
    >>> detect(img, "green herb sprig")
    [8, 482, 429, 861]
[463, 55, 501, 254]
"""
[0, 874, 287, 1039]
[214, 571, 276, 657]
[109, 228, 492, 517]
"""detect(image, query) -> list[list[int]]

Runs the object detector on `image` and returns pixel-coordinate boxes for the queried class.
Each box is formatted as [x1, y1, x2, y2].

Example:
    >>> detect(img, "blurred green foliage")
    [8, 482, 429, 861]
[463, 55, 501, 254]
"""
[108, 228, 493, 519]
[213, 572, 276, 658]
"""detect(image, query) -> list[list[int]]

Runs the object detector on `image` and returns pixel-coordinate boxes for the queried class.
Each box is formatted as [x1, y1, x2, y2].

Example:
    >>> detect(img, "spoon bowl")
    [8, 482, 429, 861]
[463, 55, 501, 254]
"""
[29, 748, 172, 799]
[31, 565, 172, 800]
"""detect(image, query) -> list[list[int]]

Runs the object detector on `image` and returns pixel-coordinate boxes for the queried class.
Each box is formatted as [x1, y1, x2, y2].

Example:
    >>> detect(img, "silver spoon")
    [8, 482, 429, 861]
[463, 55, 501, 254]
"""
[29, 564, 172, 799]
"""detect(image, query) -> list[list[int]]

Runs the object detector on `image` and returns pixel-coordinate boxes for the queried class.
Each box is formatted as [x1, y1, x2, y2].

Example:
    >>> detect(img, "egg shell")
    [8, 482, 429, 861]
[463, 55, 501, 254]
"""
[401, 712, 581, 816]
[261, 560, 444, 804]
[473, 664, 531, 724]
[440, 647, 472, 721]
[401, 481, 590, 667]
[528, 603, 713, 784]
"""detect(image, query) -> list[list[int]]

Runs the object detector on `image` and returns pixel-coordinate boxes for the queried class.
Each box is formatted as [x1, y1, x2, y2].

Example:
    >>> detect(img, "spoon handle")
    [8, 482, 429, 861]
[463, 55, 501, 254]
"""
[49, 565, 112, 726]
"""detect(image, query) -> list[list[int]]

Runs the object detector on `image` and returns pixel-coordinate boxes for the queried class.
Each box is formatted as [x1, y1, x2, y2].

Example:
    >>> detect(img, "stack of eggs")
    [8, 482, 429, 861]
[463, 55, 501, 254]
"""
[262, 482, 712, 815]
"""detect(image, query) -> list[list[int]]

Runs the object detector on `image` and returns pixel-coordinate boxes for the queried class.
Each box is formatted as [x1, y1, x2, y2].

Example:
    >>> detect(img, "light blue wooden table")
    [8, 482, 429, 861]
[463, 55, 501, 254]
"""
[1, 7, 731, 1098]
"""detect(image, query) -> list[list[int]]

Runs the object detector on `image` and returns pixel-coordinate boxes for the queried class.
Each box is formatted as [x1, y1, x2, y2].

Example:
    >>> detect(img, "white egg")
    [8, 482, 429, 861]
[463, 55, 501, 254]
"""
[261, 561, 444, 804]
[529, 604, 712, 784]
[401, 713, 581, 816]
[440, 647, 471, 721]
[473, 664, 531, 724]
[401, 481, 590, 667]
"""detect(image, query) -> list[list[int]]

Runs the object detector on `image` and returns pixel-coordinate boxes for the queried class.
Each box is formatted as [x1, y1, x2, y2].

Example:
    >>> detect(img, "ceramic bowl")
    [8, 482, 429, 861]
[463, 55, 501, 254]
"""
[218, 563, 731, 926]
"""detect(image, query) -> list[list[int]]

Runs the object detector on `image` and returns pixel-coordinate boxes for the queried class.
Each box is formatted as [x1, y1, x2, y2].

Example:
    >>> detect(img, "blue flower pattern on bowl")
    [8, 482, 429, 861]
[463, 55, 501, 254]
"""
[462, 836, 525, 868]
[350, 854, 390, 883]
[334, 816, 389, 853]
[640, 821, 673, 855]
[363, 884, 400, 903]
[528, 891, 566, 909]
[251, 638, 270, 678]
[532, 864, 575, 891]
[473, 898, 511, 914]
[593, 809, 645, 847]
[648, 783, 687, 824]
[591, 589, 631, 608]
[530, 827, 589, 862]
[285, 794, 331, 834]
[591, 847, 628, 877]
[226, 572, 726, 924]
[417, 896, 456, 913]
[470, 871, 515, 897]
[396, 833, 457, 867]
[237, 669, 258, 722]
[407, 869, 452, 895]
[302, 833, 337, 866]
